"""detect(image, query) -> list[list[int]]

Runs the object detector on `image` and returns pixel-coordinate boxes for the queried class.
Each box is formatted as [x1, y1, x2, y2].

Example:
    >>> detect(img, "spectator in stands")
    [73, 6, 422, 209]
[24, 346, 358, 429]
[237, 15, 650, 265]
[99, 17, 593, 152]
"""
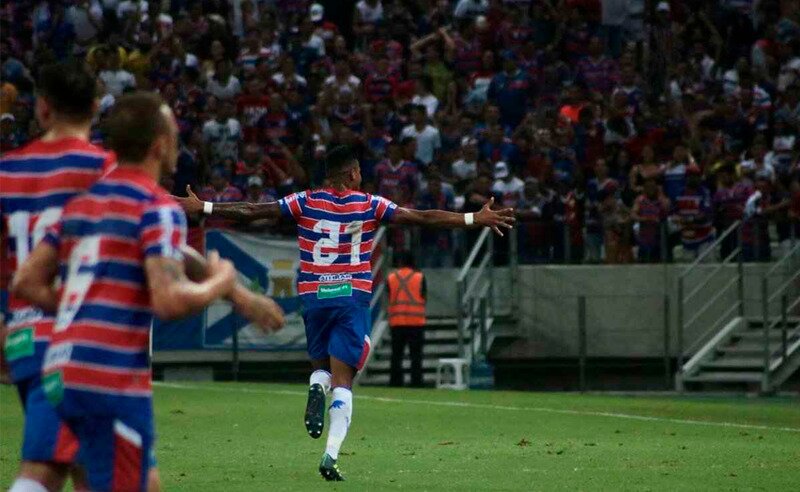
[551, 177, 584, 264]
[199, 167, 244, 229]
[202, 100, 242, 166]
[742, 175, 778, 262]
[4, 0, 800, 268]
[207, 59, 241, 100]
[713, 163, 753, 260]
[673, 164, 715, 260]
[374, 139, 418, 206]
[487, 51, 530, 130]
[417, 172, 455, 268]
[492, 161, 524, 208]
[576, 35, 619, 95]
[98, 47, 136, 96]
[517, 177, 552, 264]
[586, 159, 618, 263]
[632, 177, 670, 263]
[400, 104, 441, 167]
[600, 187, 633, 264]
[451, 137, 481, 186]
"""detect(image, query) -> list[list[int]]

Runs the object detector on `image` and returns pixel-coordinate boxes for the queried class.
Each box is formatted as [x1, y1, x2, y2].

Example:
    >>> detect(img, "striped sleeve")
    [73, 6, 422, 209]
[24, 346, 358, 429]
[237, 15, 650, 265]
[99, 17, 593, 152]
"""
[139, 201, 187, 261]
[277, 191, 306, 220]
[370, 194, 398, 223]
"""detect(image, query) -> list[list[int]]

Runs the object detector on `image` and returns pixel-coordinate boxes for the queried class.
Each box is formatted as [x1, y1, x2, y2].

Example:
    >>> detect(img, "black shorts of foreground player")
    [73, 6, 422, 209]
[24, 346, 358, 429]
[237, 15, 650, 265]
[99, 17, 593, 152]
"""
[174, 145, 515, 481]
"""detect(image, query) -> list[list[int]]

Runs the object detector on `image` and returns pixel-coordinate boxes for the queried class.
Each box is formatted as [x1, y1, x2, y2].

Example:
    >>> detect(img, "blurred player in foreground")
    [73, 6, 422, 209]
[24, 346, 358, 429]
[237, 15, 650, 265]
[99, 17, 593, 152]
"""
[175, 145, 515, 481]
[13, 92, 284, 492]
[1, 61, 114, 492]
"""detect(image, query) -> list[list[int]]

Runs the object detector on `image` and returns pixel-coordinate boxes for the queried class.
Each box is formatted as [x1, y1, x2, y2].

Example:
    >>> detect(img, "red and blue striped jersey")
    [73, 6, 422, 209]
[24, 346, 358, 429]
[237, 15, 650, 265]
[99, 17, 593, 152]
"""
[278, 189, 397, 308]
[0, 137, 113, 382]
[43, 166, 186, 401]
[675, 188, 714, 249]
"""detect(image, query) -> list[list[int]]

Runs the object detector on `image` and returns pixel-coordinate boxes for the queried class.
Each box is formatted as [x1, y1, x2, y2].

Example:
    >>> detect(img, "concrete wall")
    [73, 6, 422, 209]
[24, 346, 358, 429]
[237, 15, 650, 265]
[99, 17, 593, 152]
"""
[421, 261, 799, 359]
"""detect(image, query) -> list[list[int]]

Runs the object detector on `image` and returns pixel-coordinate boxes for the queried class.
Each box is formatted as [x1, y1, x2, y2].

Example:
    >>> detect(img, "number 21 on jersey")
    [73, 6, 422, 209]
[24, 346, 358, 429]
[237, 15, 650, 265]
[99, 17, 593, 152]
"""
[312, 219, 363, 266]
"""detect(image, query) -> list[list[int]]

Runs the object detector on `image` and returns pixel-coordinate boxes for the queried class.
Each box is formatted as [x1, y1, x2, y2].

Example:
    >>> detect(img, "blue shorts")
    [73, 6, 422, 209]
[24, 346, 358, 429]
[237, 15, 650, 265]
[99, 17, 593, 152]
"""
[303, 305, 372, 370]
[56, 390, 156, 492]
[16, 376, 79, 463]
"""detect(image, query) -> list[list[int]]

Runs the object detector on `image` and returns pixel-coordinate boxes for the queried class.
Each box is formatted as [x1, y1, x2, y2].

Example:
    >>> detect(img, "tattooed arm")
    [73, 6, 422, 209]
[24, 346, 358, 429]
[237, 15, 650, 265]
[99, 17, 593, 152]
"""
[144, 251, 236, 320]
[182, 246, 284, 332]
[173, 185, 282, 222]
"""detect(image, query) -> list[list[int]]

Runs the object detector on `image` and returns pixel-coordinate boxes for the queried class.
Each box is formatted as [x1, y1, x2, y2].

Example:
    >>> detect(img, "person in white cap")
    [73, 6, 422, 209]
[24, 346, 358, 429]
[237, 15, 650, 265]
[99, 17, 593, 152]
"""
[491, 161, 525, 208]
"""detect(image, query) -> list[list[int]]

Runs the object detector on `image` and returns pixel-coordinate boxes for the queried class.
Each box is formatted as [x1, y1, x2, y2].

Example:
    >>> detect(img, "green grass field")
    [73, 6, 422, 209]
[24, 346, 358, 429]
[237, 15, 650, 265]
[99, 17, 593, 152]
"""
[1, 383, 799, 491]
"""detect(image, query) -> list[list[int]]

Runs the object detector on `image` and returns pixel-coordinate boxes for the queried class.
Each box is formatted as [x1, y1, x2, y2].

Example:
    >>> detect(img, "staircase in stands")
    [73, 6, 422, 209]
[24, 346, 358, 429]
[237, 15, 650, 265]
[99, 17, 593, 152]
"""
[676, 221, 800, 392]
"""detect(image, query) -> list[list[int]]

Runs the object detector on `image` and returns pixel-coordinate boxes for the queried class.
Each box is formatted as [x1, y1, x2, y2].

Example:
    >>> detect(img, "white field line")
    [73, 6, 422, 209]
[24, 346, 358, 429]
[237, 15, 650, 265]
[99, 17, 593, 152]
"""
[154, 382, 800, 434]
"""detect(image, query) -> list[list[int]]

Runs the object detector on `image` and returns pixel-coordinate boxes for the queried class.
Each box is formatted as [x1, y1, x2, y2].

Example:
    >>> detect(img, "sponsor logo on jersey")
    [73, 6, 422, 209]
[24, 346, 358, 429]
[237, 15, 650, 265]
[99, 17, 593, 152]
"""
[317, 282, 353, 299]
[4, 326, 34, 361]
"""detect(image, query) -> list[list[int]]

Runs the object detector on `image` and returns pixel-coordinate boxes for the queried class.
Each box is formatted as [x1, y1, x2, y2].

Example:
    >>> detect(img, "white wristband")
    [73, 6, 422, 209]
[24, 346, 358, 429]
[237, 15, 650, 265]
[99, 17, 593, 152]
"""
[203, 201, 214, 215]
[464, 213, 474, 226]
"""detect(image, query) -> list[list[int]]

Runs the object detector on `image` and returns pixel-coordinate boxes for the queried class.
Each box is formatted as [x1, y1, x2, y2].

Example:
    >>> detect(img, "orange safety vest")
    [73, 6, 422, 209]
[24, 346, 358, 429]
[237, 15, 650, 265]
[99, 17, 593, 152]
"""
[387, 268, 426, 327]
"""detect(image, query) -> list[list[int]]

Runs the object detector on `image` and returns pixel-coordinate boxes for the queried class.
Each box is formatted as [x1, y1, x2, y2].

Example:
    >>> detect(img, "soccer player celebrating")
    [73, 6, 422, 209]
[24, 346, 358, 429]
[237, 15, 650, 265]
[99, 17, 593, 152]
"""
[12, 92, 284, 492]
[175, 145, 515, 481]
[1, 61, 114, 492]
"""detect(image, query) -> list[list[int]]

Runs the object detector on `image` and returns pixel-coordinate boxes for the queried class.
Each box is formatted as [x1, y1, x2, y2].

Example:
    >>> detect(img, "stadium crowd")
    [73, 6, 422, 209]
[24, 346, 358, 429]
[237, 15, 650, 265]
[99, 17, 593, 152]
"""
[2, 0, 800, 266]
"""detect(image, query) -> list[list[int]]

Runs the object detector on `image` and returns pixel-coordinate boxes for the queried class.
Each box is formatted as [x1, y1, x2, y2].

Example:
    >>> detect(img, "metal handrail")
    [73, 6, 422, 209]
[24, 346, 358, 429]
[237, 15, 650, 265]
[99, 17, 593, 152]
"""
[457, 227, 491, 283]
[683, 276, 740, 330]
[462, 254, 491, 305]
[676, 221, 743, 382]
[370, 282, 386, 310]
[680, 220, 741, 277]
[685, 302, 741, 356]
[765, 241, 800, 276]
[683, 246, 741, 304]
[372, 225, 387, 251]
[360, 226, 391, 383]
[456, 227, 494, 360]
[768, 268, 800, 304]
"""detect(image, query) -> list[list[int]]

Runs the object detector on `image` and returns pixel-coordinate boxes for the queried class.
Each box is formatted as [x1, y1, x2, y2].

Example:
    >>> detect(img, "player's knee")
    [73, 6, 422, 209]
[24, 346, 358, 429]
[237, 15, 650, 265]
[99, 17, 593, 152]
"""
[147, 467, 162, 492]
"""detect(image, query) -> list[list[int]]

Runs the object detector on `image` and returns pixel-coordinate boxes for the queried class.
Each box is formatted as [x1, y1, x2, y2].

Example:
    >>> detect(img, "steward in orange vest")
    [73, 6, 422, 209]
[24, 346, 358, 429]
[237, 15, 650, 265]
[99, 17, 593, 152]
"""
[386, 253, 426, 387]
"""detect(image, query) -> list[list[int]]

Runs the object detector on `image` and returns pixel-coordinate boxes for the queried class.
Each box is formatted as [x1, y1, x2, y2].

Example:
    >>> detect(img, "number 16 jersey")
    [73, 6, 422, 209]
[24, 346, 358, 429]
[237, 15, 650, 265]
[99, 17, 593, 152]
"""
[278, 188, 397, 309]
[0, 137, 113, 382]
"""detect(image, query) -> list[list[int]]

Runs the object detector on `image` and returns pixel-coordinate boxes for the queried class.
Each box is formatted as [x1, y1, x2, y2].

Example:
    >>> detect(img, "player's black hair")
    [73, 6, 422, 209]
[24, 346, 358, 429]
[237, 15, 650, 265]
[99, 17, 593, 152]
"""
[325, 145, 358, 176]
[106, 92, 171, 163]
[36, 61, 97, 122]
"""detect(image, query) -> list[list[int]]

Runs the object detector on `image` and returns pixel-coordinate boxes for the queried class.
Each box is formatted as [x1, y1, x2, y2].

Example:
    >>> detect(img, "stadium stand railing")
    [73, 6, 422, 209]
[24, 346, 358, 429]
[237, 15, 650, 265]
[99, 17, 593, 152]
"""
[354, 226, 391, 385]
[456, 227, 495, 363]
[677, 225, 800, 392]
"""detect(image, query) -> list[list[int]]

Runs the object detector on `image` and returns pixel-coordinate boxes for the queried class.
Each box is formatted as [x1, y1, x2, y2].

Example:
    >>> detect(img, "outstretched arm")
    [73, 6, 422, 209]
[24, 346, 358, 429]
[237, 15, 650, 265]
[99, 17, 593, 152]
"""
[173, 185, 282, 222]
[182, 246, 284, 332]
[391, 197, 515, 236]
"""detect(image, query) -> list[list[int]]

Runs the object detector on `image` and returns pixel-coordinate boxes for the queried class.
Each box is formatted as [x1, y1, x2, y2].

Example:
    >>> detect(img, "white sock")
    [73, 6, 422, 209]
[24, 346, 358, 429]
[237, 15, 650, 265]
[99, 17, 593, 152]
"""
[9, 478, 48, 492]
[310, 369, 332, 394]
[325, 387, 353, 460]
